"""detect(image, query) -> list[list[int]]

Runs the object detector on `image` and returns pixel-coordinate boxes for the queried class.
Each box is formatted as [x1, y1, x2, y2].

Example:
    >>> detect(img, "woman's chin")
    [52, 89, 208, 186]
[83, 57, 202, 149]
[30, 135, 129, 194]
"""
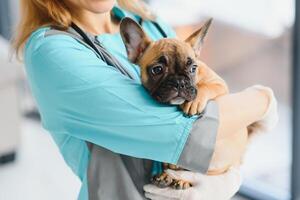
[87, 0, 116, 13]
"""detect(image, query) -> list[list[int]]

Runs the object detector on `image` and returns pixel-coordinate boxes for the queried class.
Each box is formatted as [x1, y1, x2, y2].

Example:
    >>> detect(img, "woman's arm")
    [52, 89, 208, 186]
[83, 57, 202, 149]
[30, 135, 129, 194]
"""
[25, 30, 272, 174]
[25, 33, 212, 171]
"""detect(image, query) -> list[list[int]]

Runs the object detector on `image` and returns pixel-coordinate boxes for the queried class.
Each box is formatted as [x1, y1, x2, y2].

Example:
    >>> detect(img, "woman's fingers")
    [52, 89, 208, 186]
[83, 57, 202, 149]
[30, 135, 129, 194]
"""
[165, 169, 204, 183]
[143, 184, 184, 198]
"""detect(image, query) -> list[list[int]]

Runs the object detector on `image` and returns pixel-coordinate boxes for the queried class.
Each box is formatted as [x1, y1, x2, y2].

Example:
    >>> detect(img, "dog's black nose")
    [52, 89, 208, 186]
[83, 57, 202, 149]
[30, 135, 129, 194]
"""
[175, 78, 186, 89]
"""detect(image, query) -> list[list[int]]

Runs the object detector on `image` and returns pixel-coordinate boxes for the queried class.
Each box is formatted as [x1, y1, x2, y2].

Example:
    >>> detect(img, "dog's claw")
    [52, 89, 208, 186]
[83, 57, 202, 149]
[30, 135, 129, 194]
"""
[171, 180, 192, 190]
[151, 173, 174, 188]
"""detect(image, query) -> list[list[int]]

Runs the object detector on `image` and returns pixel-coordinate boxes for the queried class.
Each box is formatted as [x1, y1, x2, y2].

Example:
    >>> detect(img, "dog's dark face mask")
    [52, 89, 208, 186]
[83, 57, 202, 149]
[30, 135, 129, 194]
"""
[120, 18, 212, 105]
[143, 47, 198, 105]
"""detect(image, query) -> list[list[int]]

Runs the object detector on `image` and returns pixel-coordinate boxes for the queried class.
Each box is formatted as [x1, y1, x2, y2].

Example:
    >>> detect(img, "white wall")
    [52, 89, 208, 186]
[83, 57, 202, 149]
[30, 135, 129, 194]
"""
[9, 0, 20, 31]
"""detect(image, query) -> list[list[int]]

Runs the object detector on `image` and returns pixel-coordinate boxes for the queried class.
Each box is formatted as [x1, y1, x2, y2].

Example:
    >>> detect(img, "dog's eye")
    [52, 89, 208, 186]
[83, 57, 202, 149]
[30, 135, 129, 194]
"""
[187, 57, 193, 66]
[151, 65, 164, 75]
[190, 65, 197, 73]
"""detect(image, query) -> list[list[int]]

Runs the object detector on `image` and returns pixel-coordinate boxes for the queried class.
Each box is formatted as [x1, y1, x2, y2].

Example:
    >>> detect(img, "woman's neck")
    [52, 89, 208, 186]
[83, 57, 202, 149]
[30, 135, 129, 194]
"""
[72, 10, 119, 36]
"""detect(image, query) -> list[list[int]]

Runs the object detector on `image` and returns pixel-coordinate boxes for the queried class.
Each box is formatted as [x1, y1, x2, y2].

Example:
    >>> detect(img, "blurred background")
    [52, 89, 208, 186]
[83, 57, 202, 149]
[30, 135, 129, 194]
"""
[0, 0, 296, 199]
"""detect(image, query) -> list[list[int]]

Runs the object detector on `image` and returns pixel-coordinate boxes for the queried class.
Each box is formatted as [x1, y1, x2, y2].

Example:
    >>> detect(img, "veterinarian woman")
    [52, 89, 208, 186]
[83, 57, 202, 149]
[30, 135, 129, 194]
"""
[13, 0, 278, 199]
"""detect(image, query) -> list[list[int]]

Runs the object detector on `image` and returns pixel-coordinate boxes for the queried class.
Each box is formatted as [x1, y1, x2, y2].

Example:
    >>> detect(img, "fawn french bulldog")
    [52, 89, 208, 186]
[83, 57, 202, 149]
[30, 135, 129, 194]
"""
[120, 18, 228, 116]
[119, 17, 240, 189]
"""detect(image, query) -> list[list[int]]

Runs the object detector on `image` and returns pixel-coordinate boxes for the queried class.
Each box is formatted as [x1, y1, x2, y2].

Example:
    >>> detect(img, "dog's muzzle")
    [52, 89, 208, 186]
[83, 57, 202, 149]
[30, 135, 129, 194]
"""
[152, 75, 197, 104]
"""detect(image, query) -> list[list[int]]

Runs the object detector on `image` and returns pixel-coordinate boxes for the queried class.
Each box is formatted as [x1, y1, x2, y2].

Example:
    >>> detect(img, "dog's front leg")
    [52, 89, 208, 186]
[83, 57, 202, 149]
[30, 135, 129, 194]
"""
[181, 82, 228, 116]
[181, 61, 229, 116]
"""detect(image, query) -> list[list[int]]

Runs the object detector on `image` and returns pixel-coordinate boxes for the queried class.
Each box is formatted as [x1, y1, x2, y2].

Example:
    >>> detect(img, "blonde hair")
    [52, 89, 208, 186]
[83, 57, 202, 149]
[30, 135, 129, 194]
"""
[12, 0, 155, 59]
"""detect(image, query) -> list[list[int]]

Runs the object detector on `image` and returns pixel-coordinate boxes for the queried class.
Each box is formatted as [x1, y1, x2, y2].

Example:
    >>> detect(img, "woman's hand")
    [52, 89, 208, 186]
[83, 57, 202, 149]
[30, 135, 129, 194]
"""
[144, 167, 242, 200]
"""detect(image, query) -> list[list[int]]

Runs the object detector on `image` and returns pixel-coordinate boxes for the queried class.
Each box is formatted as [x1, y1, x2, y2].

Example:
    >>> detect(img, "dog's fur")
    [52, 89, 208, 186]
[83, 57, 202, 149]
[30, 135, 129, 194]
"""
[119, 18, 234, 189]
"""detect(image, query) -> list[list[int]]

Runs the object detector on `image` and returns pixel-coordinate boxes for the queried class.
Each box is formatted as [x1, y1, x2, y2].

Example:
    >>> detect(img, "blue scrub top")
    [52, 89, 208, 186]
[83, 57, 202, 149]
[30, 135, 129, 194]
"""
[24, 6, 198, 199]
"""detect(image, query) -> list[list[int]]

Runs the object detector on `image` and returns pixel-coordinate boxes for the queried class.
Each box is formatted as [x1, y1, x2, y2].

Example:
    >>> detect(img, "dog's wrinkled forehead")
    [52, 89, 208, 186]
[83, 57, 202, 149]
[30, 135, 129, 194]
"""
[139, 38, 196, 68]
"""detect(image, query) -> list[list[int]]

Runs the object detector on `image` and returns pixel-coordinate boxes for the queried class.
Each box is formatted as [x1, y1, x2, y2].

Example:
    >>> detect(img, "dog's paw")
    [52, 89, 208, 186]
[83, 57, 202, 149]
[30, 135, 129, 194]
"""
[247, 85, 279, 135]
[181, 98, 208, 116]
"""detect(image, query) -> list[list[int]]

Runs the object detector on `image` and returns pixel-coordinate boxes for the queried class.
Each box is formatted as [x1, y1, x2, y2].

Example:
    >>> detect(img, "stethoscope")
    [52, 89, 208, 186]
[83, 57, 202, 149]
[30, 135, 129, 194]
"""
[70, 16, 167, 80]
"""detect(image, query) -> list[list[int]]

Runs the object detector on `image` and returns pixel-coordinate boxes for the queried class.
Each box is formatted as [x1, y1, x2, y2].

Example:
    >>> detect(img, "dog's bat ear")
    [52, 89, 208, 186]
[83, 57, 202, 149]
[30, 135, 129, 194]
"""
[120, 17, 152, 63]
[185, 18, 213, 57]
